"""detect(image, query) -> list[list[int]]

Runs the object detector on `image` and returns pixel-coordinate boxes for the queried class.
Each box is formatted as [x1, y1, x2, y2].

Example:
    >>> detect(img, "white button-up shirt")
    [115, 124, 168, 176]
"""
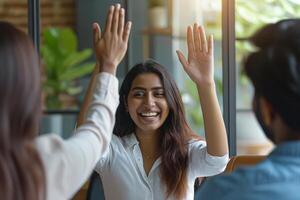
[96, 133, 229, 200]
[35, 73, 119, 200]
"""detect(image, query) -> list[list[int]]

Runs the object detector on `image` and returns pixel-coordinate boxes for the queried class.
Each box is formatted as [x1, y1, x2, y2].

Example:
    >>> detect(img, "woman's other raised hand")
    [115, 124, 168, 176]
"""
[176, 24, 214, 88]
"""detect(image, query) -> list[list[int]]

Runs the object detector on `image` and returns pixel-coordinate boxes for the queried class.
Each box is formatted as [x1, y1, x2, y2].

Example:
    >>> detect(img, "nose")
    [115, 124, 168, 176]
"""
[143, 93, 155, 107]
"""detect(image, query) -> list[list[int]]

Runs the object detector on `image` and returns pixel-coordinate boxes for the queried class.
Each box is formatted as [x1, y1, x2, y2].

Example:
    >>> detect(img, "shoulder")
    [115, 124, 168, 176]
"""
[187, 139, 206, 149]
[110, 134, 130, 149]
[198, 166, 256, 200]
[95, 134, 134, 172]
[98, 134, 133, 158]
[198, 156, 299, 200]
[206, 161, 270, 190]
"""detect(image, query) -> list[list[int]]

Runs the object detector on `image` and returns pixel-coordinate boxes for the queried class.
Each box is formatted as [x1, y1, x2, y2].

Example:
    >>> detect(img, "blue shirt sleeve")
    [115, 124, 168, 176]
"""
[196, 170, 248, 200]
[196, 176, 230, 200]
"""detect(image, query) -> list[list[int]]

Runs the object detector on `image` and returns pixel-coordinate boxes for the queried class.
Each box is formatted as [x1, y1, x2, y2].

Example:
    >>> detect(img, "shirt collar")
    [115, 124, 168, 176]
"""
[122, 133, 139, 148]
[270, 140, 300, 157]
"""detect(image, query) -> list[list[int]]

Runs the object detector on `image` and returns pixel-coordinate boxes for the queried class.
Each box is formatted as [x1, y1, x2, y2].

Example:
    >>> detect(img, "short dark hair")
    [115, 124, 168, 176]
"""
[244, 19, 300, 131]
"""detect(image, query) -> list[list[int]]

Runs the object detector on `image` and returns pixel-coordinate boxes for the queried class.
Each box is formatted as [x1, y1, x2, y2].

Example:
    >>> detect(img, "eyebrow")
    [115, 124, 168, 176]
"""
[131, 86, 164, 91]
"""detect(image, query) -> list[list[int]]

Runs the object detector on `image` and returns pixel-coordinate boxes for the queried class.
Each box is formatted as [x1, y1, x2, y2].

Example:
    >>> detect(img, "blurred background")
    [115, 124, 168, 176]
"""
[2, 0, 300, 155]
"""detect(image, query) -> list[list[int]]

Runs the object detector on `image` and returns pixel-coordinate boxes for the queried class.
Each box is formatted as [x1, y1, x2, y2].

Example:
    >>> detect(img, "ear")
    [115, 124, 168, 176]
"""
[259, 97, 275, 126]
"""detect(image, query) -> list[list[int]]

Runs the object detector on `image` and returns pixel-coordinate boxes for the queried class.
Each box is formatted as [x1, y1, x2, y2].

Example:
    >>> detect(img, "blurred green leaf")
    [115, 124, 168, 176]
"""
[66, 86, 83, 95]
[41, 27, 95, 109]
[57, 28, 77, 55]
[62, 49, 93, 70]
[59, 62, 94, 81]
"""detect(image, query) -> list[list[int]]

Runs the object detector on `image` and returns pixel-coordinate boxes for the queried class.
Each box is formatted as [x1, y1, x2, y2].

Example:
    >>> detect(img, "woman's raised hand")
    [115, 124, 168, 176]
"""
[93, 4, 132, 75]
[176, 24, 214, 87]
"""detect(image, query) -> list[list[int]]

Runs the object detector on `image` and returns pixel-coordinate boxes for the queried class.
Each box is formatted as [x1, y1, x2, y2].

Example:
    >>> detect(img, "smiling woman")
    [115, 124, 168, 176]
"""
[78, 22, 229, 200]
[127, 72, 170, 136]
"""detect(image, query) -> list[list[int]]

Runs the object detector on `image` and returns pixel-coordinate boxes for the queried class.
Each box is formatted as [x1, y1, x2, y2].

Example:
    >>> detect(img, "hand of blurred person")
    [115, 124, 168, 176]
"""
[176, 24, 214, 89]
[93, 4, 132, 75]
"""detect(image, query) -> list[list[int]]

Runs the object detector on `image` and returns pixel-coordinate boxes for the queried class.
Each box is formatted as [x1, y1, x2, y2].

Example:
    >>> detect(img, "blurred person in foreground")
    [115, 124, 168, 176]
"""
[197, 19, 300, 200]
[0, 4, 131, 200]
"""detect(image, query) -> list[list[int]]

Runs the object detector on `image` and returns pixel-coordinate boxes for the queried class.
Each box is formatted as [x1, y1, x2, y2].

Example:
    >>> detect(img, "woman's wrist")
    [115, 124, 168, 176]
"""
[196, 81, 216, 96]
[196, 79, 215, 90]
[97, 61, 117, 75]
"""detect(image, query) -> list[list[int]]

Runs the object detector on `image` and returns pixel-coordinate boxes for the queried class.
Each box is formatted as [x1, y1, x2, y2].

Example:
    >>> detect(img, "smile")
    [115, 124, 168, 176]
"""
[139, 111, 160, 117]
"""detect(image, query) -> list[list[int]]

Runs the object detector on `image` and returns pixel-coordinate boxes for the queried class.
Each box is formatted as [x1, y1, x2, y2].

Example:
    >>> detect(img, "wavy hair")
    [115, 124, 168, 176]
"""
[0, 22, 45, 200]
[113, 60, 198, 199]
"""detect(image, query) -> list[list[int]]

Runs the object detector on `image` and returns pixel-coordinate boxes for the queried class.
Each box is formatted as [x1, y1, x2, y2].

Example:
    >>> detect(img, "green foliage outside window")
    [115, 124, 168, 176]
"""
[182, 0, 300, 132]
[236, 0, 300, 107]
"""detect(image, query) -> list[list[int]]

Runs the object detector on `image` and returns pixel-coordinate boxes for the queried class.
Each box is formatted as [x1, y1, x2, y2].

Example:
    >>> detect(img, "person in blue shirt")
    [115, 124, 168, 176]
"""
[197, 19, 300, 200]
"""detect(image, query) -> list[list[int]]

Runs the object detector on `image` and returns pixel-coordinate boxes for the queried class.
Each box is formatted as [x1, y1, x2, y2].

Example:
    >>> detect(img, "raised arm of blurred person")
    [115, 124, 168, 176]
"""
[37, 4, 131, 199]
[77, 4, 131, 126]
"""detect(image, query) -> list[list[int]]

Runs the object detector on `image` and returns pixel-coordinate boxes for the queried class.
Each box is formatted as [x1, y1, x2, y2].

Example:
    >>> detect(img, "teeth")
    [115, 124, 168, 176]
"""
[140, 112, 158, 117]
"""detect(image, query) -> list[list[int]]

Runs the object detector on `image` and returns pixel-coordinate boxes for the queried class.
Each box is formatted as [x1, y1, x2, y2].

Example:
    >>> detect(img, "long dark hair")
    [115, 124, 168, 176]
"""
[114, 60, 198, 199]
[0, 22, 45, 200]
[244, 19, 300, 132]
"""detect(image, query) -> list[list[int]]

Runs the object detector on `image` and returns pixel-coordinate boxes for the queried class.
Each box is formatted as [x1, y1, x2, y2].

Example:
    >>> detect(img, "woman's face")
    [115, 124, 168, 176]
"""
[127, 73, 170, 134]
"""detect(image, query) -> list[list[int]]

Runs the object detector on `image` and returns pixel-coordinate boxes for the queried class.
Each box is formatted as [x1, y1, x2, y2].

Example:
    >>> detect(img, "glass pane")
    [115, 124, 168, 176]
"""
[0, 0, 28, 33]
[172, 0, 222, 137]
[40, 0, 127, 138]
[236, 0, 300, 155]
[40, 0, 94, 111]
[41, 112, 77, 139]
[39, 0, 92, 137]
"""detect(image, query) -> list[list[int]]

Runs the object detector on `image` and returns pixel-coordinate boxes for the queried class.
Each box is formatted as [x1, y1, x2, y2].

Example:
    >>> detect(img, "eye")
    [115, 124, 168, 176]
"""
[133, 91, 145, 97]
[154, 90, 165, 97]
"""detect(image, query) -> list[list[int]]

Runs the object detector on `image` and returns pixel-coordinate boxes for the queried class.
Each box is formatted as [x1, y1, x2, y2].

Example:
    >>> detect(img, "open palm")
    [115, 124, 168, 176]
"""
[93, 4, 131, 74]
[176, 24, 214, 87]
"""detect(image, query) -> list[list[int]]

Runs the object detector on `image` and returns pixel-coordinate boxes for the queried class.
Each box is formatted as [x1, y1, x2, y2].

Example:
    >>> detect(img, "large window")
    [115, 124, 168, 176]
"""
[176, 0, 223, 136]
[15, 0, 300, 151]
[141, 0, 223, 137]
[39, 0, 86, 138]
[235, 0, 300, 155]
[142, 0, 300, 155]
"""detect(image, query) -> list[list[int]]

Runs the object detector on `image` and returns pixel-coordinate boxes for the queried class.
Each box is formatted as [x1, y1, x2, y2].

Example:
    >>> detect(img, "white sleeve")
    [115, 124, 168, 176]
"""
[188, 140, 229, 178]
[35, 72, 119, 200]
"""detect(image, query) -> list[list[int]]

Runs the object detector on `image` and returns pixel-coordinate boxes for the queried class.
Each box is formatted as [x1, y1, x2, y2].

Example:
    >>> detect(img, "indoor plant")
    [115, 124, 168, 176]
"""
[41, 27, 94, 109]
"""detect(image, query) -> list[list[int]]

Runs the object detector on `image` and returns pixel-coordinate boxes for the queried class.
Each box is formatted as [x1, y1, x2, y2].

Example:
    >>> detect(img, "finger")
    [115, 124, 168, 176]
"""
[176, 50, 189, 70]
[118, 8, 125, 36]
[123, 21, 132, 43]
[199, 26, 208, 52]
[193, 23, 201, 52]
[187, 26, 194, 62]
[112, 4, 121, 34]
[92, 23, 101, 46]
[105, 6, 114, 33]
[208, 35, 214, 55]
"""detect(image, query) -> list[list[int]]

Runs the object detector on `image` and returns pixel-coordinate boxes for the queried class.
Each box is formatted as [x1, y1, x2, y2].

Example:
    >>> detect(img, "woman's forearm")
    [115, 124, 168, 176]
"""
[77, 64, 99, 127]
[197, 84, 228, 156]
